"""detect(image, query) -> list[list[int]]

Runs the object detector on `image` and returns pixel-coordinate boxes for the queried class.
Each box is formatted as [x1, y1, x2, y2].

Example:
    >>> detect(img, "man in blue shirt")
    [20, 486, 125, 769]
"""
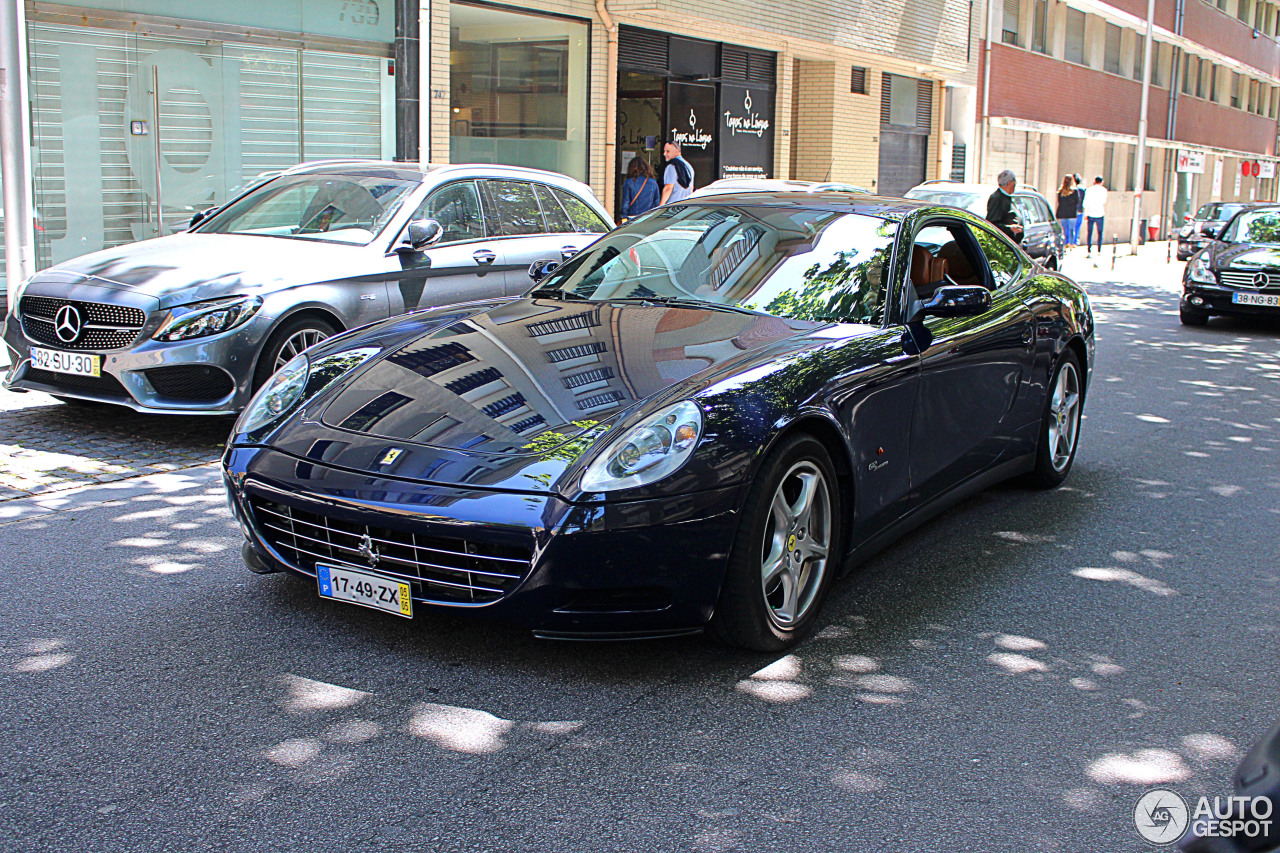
[660, 141, 695, 205]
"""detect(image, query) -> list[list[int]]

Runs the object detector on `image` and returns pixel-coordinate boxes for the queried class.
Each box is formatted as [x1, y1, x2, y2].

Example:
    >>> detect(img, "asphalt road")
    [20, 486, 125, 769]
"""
[1, 254, 1277, 852]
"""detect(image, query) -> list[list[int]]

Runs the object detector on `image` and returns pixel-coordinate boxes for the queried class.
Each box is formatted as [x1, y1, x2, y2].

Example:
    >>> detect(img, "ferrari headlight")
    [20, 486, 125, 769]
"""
[1188, 251, 1216, 284]
[237, 354, 308, 433]
[581, 400, 703, 492]
[234, 346, 381, 436]
[154, 296, 262, 342]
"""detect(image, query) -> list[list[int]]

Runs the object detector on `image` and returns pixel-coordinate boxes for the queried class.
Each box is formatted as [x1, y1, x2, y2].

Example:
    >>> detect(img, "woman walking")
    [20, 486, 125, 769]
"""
[1056, 175, 1080, 247]
[620, 157, 660, 220]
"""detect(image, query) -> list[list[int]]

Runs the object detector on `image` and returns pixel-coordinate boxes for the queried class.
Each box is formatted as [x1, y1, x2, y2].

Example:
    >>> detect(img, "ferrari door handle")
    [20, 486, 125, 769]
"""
[472, 250, 497, 265]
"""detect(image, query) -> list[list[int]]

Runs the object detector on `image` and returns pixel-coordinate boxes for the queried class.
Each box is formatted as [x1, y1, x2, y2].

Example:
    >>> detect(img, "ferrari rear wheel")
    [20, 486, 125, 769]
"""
[710, 433, 841, 651]
[1028, 351, 1082, 489]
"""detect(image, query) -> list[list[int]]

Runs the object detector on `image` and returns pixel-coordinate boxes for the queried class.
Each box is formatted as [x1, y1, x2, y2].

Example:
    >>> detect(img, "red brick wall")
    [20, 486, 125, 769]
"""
[1105, 0, 1177, 32]
[982, 43, 1276, 153]
[1184, 2, 1280, 79]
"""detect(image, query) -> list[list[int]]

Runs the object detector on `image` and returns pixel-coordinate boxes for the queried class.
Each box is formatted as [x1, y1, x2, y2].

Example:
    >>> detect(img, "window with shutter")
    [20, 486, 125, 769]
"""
[1002, 0, 1020, 44]
[916, 79, 932, 129]
[1104, 23, 1121, 75]
[880, 73, 892, 124]
[1133, 36, 1144, 82]
[1065, 10, 1086, 64]
[851, 66, 867, 95]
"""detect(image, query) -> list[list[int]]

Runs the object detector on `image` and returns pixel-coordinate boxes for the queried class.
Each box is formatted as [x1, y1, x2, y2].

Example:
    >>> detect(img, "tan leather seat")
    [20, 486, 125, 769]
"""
[911, 245, 949, 295]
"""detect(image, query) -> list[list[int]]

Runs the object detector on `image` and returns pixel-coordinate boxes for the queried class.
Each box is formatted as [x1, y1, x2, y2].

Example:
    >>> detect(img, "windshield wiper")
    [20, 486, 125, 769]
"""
[528, 288, 589, 301]
[600, 295, 763, 315]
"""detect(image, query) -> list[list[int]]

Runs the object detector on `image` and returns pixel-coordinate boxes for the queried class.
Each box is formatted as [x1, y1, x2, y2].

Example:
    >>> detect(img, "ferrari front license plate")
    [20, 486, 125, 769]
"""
[29, 347, 100, 377]
[1233, 292, 1280, 307]
[317, 564, 413, 618]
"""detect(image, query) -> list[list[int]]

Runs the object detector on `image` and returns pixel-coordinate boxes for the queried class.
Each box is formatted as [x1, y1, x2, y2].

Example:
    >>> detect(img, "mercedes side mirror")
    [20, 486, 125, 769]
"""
[914, 284, 992, 320]
[397, 218, 444, 253]
[528, 258, 561, 283]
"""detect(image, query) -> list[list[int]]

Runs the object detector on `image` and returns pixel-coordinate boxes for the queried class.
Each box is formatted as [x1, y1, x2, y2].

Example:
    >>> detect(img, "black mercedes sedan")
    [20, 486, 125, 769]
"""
[1182, 204, 1280, 325]
[222, 193, 1095, 651]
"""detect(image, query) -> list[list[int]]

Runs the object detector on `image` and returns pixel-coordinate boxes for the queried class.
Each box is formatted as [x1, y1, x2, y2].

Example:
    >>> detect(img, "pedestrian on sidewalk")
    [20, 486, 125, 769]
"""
[1084, 175, 1108, 255]
[1056, 175, 1079, 247]
[1073, 173, 1085, 247]
[620, 156, 660, 220]
[986, 169, 1024, 243]
[660, 141, 695, 205]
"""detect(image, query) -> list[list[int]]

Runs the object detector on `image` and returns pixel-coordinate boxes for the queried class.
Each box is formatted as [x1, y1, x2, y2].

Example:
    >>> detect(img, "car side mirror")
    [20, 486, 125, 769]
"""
[188, 207, 218, 231]
[397, 218, 444, 253]
[528, 258, 561, 283]
[1200, 223, 1218, 237]
[913, 285, 992, 320]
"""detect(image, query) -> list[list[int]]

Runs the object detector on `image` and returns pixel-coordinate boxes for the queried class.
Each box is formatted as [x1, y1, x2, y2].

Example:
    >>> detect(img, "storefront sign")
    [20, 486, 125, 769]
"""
[1176, 150, 1206, 173]
[1261, 161, 1276, 179]
[718, 84, 774, 180]
[666, 82, 717, 187]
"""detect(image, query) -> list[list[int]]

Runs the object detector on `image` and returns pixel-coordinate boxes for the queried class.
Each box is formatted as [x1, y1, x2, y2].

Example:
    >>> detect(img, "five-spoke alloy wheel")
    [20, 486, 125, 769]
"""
[1029, 351, 1083, 488]
[711, 433, 842, 651]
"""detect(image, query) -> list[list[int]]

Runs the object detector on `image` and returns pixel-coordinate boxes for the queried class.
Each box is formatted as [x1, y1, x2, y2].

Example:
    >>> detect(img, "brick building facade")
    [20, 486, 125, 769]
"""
[980, 0, 1280, 239]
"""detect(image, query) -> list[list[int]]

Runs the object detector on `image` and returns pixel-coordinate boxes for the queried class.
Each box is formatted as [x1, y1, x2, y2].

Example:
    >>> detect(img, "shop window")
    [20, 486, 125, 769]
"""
[1065, 10, 1087, 64]
[449, 3, 589, 183]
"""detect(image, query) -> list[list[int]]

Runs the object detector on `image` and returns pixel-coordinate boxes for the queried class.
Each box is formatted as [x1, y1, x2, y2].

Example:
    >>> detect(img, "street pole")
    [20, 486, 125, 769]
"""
[1130, 0, 1156, 253]
[0, 0, 35, 315]
[980, 0, 996, 182]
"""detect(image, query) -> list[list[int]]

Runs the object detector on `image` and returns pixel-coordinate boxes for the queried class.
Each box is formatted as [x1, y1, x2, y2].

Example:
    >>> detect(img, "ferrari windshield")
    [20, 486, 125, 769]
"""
[198, 171, 420, 245]
[534, 204, 899, 324]
[1224, 209, 1280, 244]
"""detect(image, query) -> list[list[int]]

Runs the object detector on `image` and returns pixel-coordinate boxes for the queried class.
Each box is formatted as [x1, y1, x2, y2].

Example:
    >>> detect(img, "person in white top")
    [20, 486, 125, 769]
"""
[1083, 176, 1109, 255]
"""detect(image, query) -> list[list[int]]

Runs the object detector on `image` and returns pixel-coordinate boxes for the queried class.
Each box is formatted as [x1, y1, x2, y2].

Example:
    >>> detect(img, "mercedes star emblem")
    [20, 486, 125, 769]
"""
[1253, 272, 1269, 288]
[54, 304, 83, 344]
[357, 533, 380, 567]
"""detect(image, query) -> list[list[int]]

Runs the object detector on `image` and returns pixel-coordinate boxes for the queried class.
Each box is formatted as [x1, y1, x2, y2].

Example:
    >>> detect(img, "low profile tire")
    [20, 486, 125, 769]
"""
[1027, 351, 1083, 489]
[1179, 305, 1209, 326]
[253, 316, 337, 389]
[709, 433, 843, 652]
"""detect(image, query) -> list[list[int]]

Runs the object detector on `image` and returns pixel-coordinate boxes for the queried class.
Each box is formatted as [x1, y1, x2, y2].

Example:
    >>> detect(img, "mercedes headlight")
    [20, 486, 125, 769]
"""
[1179, 225, 1193, 238]
[238, 353, 308, 433]
[154, 295, 262, 342]
[581, 400, 703, 492]
[1188, 251, 1216, 284]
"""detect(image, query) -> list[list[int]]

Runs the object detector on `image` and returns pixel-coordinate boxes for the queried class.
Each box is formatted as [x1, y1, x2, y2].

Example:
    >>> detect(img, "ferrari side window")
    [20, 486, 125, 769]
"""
[968, 225, 1022, 290]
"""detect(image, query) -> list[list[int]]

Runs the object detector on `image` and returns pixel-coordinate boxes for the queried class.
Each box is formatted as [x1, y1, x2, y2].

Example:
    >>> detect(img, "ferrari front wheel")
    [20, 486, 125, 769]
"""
[710, 433, 841, 651]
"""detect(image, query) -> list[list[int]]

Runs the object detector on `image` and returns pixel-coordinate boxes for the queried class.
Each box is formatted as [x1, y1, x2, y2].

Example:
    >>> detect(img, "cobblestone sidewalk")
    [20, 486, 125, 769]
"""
[0, 377, 231, 501]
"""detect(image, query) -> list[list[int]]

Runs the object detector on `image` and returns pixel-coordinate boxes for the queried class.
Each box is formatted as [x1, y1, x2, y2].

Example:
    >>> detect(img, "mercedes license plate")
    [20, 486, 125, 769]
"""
[1233, 292, 1280, 307]
[317, 563, 413, 618]
[29, 347, 100, 377]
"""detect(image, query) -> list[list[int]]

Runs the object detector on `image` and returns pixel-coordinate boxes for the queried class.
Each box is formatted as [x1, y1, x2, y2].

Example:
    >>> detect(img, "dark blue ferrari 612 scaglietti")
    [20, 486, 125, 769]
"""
[222, 193, 1095, 651]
